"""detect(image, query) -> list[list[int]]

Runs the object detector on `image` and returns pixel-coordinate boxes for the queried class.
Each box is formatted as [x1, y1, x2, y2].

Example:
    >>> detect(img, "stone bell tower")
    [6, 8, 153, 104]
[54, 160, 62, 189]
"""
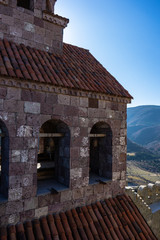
[0, 0, 69, 53]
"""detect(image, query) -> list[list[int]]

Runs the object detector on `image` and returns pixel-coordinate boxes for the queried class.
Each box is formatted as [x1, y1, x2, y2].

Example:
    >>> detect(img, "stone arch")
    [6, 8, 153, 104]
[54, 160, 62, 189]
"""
[89, 121, 112, 183]
[37, 119, 70, 188]
[0, 120, 9, 198]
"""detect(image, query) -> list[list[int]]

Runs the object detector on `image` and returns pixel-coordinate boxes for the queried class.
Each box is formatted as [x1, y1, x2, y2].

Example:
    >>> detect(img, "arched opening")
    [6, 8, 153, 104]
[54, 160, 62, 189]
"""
[89, 122, 112, 184]
[0, 120, 9, 200]
[17, 0, 34, 10]
[37, 119, 70, 193]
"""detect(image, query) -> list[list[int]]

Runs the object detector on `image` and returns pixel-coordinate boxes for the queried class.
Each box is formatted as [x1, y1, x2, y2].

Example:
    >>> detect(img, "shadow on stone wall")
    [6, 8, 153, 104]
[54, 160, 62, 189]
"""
[126, 181, 160, 240]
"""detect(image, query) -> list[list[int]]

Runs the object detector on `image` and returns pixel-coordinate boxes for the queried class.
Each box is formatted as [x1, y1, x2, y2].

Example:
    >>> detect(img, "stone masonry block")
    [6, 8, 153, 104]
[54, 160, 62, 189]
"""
[9, 163, 25, 176]
[60, 190, 72, 202]
[9, 175, 21, 188]
[10, 26, 22, 37]
[8, 187, 22, 201]
[38, 194, 60, 208]
[63, 105, 79, 116]
[70, 96, 79, 106]
[79, 107, 88, 117]
[20, 209, 35, 223]
[58, 94, 70, 105]
[72, 188, 84, 200]
[24, 102, 40, 114]
[120, 153, 126, 162]
[120, 137, 126, 145]
[72, 127, 80, 138]
[0, 202, 6, 216]
[79, 117, 88, 127]
[4, 100, 23, 113]
[8, 214, 20, 225]
[22, 174, 33, 187]
[6, 201, 23, 214]
[98, 100, 106, 109]
[28, 149, 36, 163]
[112, 172, 121, 181]
[21, 150, 28, 162]
[11, 150, 21, 162]
[27, 114, 41, 126]
[88, 108, 100, 118]
[24, 22, 35, 33]
[27, 138, 38, 149]
[0, 87, 7, 99]
[121, 171, 126, 180]
[22, 185, 37, 199]
[52, 104, 64, 115]
[35, 206, 48, 218]
[6, 87, 21, 100]
[0, 99, 3, 110]
[17, 125, 32, 137]
[24, 197, 38, 211]
[70, 168, 82, 179]
[84, 185, 94, 197]
[81, 137, 89, 147]
[80, 147, 89, 158]
[93, 184, 104, 194]
[2, 14, 13, 26]
[80, 97, 88, 107]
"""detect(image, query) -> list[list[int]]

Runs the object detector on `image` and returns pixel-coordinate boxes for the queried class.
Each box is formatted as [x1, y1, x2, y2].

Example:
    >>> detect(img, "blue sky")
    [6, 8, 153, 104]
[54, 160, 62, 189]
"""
[56, 0, 160, 107]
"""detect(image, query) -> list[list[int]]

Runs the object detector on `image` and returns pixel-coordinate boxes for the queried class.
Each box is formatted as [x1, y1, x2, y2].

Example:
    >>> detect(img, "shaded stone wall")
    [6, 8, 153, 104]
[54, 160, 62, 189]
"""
[0, 0, 69, 54]
[126, 183, 160, 239]
[0, 80, 128, 226]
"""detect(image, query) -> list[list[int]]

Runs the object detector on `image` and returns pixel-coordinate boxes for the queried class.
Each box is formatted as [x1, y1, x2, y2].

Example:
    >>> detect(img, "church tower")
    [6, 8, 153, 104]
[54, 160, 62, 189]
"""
[0, 0, 69, 53]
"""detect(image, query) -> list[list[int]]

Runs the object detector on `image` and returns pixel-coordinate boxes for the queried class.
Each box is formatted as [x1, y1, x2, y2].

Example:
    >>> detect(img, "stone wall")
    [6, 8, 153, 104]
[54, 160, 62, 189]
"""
[0, 0, 69, 54]
[0, 79, 128, 225]
[126, 182, 160, 239]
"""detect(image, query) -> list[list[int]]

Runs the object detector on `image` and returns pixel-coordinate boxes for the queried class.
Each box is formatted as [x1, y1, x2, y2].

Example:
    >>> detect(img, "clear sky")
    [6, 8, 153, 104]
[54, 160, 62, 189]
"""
[56, 0, 160, 107]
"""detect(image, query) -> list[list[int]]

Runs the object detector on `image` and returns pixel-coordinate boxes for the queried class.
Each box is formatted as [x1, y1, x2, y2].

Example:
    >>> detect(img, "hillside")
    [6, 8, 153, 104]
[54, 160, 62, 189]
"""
[127, 105, 160, 153]
[127, 138, 159, 161]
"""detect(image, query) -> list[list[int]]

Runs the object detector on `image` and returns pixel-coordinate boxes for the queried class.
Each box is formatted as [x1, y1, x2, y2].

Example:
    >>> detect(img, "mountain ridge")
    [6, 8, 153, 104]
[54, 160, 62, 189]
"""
[127, 105, 160, 154]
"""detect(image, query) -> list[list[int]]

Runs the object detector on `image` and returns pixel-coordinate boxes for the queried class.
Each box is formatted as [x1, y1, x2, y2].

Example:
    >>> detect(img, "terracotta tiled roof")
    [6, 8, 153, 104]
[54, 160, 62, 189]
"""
[0, 39, 132, 98]
[0, 195, 157, 240]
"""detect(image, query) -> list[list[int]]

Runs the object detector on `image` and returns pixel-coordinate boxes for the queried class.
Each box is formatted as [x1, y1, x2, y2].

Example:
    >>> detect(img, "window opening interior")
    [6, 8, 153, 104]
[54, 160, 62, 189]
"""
[0, 121, 9, 200]
[37, 119, 70, 194]
[89, 122, 112, 184]
[17, 0, 33, 10]
[0, 128, 2, 188]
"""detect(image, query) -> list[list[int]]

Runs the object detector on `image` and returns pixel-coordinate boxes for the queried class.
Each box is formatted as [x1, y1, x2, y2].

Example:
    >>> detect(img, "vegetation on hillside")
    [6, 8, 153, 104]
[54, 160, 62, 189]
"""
[127, 105, 160, 154]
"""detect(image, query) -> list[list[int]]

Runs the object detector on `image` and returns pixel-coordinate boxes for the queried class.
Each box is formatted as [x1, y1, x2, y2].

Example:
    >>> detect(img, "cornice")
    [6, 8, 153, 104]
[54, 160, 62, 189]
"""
[0, 78, 131, 104]
[42, 11, 69, 28]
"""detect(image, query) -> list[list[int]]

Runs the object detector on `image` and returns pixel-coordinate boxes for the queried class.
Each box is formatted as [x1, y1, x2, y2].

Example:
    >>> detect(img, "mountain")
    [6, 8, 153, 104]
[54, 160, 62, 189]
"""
[127, 138, 159, 161]
[127, 105, 160, 154]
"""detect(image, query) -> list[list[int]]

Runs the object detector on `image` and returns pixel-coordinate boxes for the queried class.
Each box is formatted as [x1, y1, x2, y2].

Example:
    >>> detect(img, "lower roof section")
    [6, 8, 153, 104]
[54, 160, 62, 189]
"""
[0, 194, 157, 240]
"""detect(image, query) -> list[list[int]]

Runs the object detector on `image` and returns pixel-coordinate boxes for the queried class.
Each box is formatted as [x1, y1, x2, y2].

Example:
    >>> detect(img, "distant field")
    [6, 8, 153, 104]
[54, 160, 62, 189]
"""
[127, 160, 160, 185]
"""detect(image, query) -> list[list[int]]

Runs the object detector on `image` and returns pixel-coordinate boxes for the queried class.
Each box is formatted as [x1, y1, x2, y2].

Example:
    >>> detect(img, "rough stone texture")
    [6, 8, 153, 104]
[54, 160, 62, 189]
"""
[24, 102, 40, 114]
[24, 197, 38, 211]
[126, 184, 160, 240]
[8, 187, 22, 201]
[0, 84, 128, 226]
[0, 0, 68, 54]
[35, 206, 48, 218]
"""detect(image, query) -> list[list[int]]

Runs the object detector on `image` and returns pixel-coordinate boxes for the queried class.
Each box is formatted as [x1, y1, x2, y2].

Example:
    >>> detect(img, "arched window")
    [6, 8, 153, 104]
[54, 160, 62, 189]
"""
[0, 120, 9, 199]
[17, 0, 34, 10]
[37, 119, 70, 193]
[89, 122, 112, 184]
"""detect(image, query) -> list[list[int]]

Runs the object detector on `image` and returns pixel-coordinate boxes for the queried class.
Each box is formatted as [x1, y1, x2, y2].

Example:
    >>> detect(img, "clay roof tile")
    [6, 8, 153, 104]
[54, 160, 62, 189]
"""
[1, 194, 157, 240]
[0, 39, 132, 98]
